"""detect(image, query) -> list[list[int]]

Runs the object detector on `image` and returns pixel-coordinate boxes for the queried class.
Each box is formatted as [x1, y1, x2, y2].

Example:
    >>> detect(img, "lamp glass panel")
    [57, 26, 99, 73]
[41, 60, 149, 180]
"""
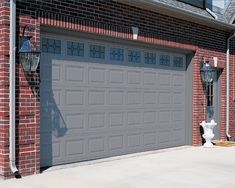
[30, 53, 40, 71]
[20, 53, 31, 72]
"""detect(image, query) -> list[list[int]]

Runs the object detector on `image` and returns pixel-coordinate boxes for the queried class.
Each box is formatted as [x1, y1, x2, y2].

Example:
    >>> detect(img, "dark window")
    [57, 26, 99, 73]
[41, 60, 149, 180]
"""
[128, 50, 141, 63]
[110, 47, 124, 61]
[67, 41, 84, 56]
[178, 0, 212, 9]
[144, 52, 156, 64]
[173, 56, 183, 68]
[42, 38, 61, 54]
[206, 81, 213, 107]
[89, 44, 105, 59]
[206, 81, 214, 120]
[159, 55, 170, 66]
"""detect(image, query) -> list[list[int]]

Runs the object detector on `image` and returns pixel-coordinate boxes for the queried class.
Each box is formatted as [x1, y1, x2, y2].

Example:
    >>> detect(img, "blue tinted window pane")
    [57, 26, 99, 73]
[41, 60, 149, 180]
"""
[90, 44, 105, 59]
[128, 50, 141, 63]
[144, 52, 156, 64]
[211, 0, 231, 14]
[178, 0, 205, 8]
[67, 41, 84, 56]
[160, 55, 170, 66]
[110, 48, 124, 61]
[173, 56, 183, 67]
[42, 38, 61, 54]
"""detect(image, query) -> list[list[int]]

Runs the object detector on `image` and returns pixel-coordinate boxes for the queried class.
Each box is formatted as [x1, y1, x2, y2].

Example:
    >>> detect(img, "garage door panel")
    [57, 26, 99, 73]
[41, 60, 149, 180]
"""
[143, 71, 157, 86]
[52, 64, 62, 82]
[172, 74, 185, 88]
[143, 111, 157, 124]
[171, 130, 186, 146]
[88, 67, 106, 84]
[65, 90, 85, 106]
[158, 131, 171, 146]
[109, 112, 124, 128]
[65, 139, 85, 157]
[172, 121, 185, 130]
[88, 112, 106, 129]
[108, 69, 125, 84]
[40, 35, 187, 167]
[127, 133, 142, 148]
[127, 91, 142, 105]
[88, 136, 106, 154]
[143, 132, 158, 146]
[143, 91, 157, 105]
[65, 113, 85, 130]
[159, 73, 171, 89]
[127, 111, 142, 127]
[108, 90, 125, 105]
[173, 92, 185, 105]
[88, 90, 105, 105]
[127, 70, 142, 85]
[65, 65, 85, 83]
[159, 92, 171, 105]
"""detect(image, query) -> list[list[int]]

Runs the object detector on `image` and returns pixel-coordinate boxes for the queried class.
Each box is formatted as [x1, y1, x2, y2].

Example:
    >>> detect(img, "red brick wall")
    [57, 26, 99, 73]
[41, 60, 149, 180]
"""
[16, 6, 41, 179]
[0, 0, 233, 178]
[0, 0, 10, 178]
[229, 39, 235, 139]
[0, 0, 40, 179]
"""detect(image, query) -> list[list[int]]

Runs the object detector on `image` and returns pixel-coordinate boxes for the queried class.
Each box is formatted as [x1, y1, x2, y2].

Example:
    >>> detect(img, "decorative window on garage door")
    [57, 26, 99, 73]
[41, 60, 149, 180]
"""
[128, 50, 141, 63]
[159, 55, 170, 66]
[67, 41, 84, 56]
[173, 56, 184, 68]
[89, 44, 105, 59]
[144, 52, 156, 64]
[110, 47, 124, 61]
[42, 38, 61, 54]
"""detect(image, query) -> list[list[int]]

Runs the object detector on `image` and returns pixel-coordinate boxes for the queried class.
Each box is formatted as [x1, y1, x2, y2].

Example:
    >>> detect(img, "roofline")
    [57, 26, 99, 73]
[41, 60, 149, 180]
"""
[118, 0, 235, 32]
[229, 12, 235, 24]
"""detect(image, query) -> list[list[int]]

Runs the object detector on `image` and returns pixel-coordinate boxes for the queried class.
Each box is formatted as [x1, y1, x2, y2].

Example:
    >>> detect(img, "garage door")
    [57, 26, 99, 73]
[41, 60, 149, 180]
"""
[40, 34, 187, 167]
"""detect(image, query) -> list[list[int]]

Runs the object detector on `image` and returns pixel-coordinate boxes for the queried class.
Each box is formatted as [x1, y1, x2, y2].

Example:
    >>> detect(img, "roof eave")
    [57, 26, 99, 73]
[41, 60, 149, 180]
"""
[118, 0, 235, 32]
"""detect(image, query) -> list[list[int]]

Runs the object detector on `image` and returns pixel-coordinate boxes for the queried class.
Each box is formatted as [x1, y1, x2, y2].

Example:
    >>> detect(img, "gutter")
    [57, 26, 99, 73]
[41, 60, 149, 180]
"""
[9, 0, 21, 178]
[119, 0, 235, 31]
[226, 33, 235, 140]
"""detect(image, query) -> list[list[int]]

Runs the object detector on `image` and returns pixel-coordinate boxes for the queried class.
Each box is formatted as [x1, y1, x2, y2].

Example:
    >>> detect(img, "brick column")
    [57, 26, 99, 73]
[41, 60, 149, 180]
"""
[0, 0, 11, 179]
[0, 0, 40, 178]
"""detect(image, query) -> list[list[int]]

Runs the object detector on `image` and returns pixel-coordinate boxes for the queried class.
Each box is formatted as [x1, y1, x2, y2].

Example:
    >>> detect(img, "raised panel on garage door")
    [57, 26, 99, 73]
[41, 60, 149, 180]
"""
[40, 34, 187, 167]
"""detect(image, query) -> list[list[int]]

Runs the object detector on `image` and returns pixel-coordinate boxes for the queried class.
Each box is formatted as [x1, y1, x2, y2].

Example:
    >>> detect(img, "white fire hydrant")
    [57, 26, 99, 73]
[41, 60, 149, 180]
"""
[200, 120, 217, 148]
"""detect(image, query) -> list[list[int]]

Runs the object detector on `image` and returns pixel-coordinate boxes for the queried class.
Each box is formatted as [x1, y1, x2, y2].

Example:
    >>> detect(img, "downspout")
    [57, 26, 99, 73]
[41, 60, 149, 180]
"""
[9, 0, 21, 178]
[226, 33, 235, 140]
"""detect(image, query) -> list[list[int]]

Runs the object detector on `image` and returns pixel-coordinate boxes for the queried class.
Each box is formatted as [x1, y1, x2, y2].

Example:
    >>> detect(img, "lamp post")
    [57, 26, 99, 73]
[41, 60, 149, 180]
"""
[200, 58, 217, 147]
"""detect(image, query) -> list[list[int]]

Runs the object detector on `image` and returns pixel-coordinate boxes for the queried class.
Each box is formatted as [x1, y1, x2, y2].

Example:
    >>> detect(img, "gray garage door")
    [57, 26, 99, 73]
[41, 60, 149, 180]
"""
[40, 34, 187, 167]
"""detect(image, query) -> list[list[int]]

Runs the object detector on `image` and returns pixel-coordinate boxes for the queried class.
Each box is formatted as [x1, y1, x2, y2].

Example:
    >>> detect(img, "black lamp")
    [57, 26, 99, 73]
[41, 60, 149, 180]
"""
[18, 27, 40, 72]
[200, 59, 215, 83]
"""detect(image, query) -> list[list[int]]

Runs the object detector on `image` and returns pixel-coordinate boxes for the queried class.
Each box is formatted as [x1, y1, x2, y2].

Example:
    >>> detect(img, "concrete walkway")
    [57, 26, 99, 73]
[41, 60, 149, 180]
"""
[1, 146, 235, 188]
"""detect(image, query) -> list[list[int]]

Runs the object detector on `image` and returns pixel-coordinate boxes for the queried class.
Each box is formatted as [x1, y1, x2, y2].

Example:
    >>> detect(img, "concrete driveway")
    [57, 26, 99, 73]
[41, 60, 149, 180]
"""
[1, 146, 235, 188]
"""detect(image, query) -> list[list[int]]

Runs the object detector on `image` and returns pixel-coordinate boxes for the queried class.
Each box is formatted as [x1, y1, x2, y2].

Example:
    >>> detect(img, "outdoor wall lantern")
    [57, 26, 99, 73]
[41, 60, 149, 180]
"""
[19, 33, 40, 72]
[200, 59, 215, 84]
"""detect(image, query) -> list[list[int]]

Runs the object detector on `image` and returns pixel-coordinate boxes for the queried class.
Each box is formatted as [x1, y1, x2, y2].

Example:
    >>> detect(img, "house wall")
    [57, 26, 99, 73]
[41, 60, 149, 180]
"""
[229, 38, 235, 139]
[0, 0, 234, 178]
